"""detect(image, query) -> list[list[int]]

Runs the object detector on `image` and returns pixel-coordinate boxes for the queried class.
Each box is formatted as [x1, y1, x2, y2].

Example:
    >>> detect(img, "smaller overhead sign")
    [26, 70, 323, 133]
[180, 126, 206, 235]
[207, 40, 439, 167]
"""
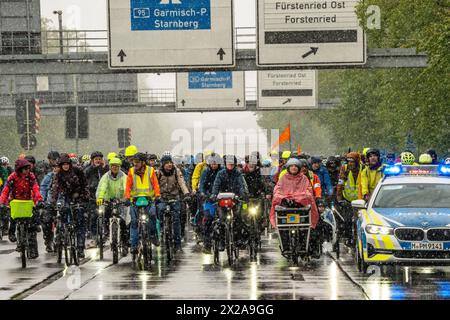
[258, 70, 318, 110]
[177, 71, 246, 111]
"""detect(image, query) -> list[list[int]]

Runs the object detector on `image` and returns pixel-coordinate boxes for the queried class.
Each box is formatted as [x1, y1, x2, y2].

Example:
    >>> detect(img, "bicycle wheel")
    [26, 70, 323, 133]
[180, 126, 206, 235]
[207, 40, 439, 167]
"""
[111, 221, 119, 264]
[55, 227, 63, 264]
[165, 215, 173, 262]
[225, 225, 234, 266]
[18, 223, 27, 268]
[70, 230, 79, 266]
[64, 228, 71, 266]
[97, 217, 104, 260]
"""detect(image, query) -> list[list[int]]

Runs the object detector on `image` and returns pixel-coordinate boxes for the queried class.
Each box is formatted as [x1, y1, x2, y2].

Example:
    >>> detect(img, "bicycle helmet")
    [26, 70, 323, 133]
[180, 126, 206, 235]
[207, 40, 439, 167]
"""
[125, 145, 138, 157]
[47, 151, 60, 161]
[148, 154, 158, 161]
[109, 157, 122, 167]
[262, 159, 272, 167]
[0, 157, 10, 165]
[160, 155, 173, 165]
[82, 154, 91, 163]
[418, 153, 433, 165]
[224, 155, 237, 166]
[161, 151, 172, 158]
[207, 153, 222, 165]
[90, 151, 103, 160]
[445, 158, 450, 165]
[107, 152, 118, 161]
[25, 156, 36, 165]
[285, 158, 301, 171]
[400, 152, 415, 165]
[281, 151, 291, 160]
[366, 149, 381, 159]
[133, 152, 147, 162]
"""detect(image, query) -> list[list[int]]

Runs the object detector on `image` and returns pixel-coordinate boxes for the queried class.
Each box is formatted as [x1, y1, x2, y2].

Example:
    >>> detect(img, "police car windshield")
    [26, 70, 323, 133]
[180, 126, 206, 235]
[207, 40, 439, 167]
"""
[373, 184, 450, 208]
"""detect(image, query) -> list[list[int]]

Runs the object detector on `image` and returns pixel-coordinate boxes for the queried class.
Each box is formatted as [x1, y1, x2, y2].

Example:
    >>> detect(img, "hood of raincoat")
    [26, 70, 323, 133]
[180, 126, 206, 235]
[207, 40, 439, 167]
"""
[270, 172, 319, 228]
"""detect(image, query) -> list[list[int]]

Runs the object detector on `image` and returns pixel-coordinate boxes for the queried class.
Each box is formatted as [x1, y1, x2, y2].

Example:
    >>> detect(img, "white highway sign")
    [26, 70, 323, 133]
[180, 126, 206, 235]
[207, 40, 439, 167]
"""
[176, 72, 246, 111]
[257, 0, 366, 67]
[258, 70, 318, 109]
[108, 0, 234, 69]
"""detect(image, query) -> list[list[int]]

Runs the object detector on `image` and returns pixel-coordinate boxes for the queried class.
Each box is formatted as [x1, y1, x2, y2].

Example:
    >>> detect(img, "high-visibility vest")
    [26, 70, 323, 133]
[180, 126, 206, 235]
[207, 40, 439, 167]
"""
[343, 170, 360, 202]
[130, 166, 155, 197]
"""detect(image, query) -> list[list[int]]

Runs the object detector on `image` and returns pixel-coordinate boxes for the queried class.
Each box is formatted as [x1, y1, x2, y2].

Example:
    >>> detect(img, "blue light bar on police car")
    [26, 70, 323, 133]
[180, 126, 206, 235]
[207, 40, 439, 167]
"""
[383, 165, 402, 175]
[438, 165, 450, 176]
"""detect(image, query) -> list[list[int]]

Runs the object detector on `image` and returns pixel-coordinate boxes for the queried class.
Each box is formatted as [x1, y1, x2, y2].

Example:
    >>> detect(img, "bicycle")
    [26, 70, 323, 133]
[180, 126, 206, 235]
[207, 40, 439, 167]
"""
[160, 199, 178, 263]
[132, 197, 154, 271]
[54, 201, 80, 266]
[243, 198, 264, 262]
[9, 200, 35, 268]
[106, 199, 128, 264]
[214, 193, 241, 266]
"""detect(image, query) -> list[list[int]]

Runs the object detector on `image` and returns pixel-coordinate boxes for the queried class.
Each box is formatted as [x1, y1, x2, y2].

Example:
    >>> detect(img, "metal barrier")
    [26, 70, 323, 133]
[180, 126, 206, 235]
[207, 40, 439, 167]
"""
[1, 28, 256, 54]
[1, 87, 258, 107]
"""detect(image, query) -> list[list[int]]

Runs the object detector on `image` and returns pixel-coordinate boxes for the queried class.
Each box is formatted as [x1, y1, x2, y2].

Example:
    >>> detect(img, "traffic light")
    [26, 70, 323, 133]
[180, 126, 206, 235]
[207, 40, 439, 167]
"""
[118, 128, 131, 148]
[66, 106, 89, 139]
[15, 99, 36, 134]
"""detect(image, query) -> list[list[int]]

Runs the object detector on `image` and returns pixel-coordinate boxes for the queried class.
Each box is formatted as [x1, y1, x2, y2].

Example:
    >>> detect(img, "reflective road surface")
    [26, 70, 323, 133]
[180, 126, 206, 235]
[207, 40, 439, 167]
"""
[0, 229, 449, 300]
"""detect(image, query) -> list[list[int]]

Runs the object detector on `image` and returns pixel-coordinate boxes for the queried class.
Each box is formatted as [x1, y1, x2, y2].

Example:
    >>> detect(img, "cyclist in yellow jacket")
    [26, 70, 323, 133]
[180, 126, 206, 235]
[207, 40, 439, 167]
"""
[125, 153, 161, 254]
[359, 149, 384, 202]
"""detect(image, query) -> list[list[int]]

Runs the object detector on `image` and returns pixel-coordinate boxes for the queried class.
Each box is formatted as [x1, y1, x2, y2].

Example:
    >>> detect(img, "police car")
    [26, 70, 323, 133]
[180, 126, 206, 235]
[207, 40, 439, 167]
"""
[351, 165, 450, 272]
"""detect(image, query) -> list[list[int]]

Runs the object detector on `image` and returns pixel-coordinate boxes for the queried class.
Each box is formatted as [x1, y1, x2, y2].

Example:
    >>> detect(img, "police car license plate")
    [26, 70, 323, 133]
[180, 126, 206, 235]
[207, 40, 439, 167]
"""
[411, 242, 443, 250]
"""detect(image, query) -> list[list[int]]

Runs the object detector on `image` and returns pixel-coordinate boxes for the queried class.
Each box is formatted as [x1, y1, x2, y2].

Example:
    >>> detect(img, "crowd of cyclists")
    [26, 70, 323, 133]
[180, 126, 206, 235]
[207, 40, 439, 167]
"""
[0, 146, 448, 267]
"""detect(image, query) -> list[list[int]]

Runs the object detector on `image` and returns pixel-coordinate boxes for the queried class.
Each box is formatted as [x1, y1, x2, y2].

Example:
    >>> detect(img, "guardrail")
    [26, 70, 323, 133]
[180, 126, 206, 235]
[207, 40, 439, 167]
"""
[0, 28, 257, 55]
[0, 87, 259, 106]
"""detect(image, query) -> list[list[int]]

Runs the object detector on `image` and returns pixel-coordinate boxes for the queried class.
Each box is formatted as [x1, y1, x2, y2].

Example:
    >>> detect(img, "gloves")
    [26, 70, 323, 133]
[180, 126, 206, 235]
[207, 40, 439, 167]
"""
[96, 199, 104, 206]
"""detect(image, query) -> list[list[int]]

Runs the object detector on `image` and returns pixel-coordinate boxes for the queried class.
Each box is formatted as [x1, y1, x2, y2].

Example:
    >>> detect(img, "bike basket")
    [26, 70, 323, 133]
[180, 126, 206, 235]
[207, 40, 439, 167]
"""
[10, 200, 34, 220]
[135, 197, 149, 207]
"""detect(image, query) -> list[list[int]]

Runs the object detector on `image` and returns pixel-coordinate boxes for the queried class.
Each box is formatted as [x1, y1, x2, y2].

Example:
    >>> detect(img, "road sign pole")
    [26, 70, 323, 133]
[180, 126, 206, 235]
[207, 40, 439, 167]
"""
[26, 99, 30, 151]
[73, 75, 79, 155]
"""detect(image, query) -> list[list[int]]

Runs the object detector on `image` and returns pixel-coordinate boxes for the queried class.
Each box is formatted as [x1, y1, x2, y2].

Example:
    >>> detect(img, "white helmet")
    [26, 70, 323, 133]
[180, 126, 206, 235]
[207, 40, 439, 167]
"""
[445, 158, 450, 165]
[162, 151, 172, 158]
[0, 157, 9, 165]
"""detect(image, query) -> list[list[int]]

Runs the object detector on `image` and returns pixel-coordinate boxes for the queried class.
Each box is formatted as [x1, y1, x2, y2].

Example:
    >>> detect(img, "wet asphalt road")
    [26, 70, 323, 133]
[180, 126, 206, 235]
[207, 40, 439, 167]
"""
[0, 228, 449, 300]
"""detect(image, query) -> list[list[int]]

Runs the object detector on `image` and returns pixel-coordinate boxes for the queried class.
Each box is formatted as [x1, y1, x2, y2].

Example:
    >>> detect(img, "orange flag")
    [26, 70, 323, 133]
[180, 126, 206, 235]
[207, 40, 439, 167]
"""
[297, 144, 302, 155]
[272, 124, 291, 149]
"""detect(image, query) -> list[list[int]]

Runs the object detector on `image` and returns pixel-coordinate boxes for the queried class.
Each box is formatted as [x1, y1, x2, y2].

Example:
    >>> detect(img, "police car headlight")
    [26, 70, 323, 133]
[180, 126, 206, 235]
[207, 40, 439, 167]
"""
[249, 207, 258, 216]
[365, 224, 393, 235]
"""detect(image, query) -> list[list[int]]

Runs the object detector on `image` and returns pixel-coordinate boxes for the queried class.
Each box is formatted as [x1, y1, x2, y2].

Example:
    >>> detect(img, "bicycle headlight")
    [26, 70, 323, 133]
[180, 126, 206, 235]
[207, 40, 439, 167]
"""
[98, 206, 105, 215]
[365, 224, 393, 235]
[140, 214, 148, 221]
[249, 207, 258, 216]
[227, 214, 231, 220]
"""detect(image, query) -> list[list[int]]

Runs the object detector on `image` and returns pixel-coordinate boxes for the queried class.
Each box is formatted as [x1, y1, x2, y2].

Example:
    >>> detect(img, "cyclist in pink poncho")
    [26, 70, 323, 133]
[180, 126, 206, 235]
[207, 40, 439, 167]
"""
[270, 158, 319, 229]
